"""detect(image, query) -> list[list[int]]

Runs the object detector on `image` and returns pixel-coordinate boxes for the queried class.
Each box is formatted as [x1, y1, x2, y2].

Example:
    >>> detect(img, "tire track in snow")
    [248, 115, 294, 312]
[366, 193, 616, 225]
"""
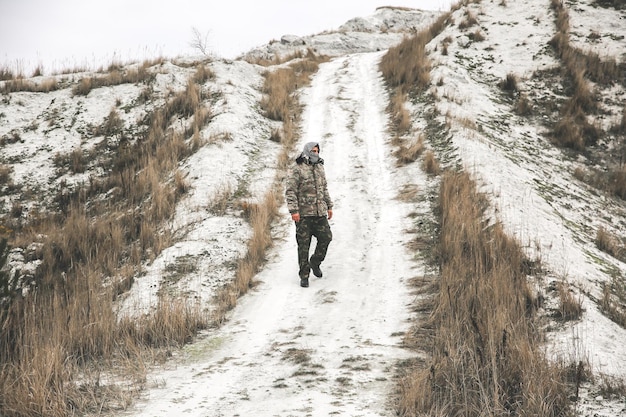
[125, 51, 418, 417]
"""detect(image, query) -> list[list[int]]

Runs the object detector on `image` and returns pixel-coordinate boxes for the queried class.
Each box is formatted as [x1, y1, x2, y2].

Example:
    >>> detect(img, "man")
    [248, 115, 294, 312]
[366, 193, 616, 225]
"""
[285, 142, 333, 288]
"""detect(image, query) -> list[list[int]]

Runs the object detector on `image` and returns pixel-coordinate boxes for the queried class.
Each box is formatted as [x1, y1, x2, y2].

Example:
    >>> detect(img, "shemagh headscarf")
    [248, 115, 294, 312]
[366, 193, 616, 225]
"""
[301, 142, 322, 164]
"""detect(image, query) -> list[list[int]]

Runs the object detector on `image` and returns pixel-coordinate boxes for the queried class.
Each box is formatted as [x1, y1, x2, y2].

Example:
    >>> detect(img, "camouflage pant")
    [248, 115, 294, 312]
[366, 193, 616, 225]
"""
[295, 216, 332, 278]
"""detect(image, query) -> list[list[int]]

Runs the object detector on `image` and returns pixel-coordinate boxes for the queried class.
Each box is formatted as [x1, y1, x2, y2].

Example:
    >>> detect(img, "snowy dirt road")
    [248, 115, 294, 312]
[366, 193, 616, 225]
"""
[126, 51, 420, 417]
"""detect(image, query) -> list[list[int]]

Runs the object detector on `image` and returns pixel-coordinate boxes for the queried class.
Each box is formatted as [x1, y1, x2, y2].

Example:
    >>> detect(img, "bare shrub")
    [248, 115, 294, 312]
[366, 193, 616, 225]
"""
[189, 27, 211, 57]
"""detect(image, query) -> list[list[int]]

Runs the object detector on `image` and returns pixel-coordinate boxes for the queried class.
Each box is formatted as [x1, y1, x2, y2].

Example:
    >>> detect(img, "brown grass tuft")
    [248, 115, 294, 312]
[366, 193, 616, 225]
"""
[422, 150, 441, 175]
[395, 134, 425, 166]
[398, 171, 571, 416]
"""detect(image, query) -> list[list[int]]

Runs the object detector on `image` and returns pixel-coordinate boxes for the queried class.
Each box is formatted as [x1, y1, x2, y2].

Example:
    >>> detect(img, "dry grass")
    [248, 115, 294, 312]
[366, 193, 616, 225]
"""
[212, 189, 280, 325]
[458, 11, 479, 30]
[394, 134, 425, 166]
[555, 280, 584, 321]
[515, 93, 533, 115]
[547, 0, 618, 152]
[72, 62, 155, 96]
[94, 107, 124, 138]
[210, 50, 324, 326]
[389, 88, 411, 134]
[1, 77, 60, 94]
[397, 170, 571, 416]
[380, 32, 432, 95]
[422, 150, 441, 175]
[595, 226, 626, 262]
[207, 183, 234, 215]
[0, 64, 210, 416]
[600, 277, 626, 328]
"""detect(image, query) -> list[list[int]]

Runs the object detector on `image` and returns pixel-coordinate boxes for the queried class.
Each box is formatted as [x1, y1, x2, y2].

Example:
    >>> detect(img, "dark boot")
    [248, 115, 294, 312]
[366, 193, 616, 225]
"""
[310, 262, 323, 278]
[300, 277, 309, 287]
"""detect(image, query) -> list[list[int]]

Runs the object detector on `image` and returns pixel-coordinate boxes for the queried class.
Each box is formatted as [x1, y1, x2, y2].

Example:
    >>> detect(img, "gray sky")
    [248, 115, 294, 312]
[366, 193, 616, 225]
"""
[0, 0, 454, 75]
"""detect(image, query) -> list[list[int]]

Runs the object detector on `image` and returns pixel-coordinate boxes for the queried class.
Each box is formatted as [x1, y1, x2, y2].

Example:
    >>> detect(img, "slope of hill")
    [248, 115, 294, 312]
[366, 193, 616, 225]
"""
[1, 1, 626, 416]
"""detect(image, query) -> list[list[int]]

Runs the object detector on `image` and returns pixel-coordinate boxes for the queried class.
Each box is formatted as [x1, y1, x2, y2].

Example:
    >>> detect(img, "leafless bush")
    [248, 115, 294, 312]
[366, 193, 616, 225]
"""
[189, 27, 212, 57]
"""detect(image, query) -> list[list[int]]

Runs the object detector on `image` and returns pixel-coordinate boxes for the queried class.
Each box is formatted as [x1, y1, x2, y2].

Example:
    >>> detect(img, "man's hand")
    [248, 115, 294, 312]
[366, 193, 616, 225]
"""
[291, 212, 300, 222]
[328, 209, 333, 220]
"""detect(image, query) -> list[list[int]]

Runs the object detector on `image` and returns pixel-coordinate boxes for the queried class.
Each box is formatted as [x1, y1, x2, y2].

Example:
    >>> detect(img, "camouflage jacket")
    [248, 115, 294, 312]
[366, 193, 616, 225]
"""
[285, 160, 333, 217]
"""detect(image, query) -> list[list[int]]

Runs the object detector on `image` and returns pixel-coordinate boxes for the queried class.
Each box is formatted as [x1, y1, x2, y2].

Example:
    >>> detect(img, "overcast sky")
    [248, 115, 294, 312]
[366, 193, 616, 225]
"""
[1, 0, 454, 75]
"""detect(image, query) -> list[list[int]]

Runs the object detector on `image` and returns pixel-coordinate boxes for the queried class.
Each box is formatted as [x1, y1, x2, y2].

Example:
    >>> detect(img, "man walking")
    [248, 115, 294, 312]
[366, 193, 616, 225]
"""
[285, 142, 333, 288]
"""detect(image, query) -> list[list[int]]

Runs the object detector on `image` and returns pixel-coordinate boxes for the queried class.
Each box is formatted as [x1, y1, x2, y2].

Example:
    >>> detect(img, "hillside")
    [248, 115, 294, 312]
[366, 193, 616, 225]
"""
[1, 1, 626, 416]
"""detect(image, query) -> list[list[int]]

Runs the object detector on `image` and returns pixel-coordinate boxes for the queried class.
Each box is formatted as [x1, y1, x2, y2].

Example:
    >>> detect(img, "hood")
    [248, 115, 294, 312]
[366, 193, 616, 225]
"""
[296, 142, 324, 165]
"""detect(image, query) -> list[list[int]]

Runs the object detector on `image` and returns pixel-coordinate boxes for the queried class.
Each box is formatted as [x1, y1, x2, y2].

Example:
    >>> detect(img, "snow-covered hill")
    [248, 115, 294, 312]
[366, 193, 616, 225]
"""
[1, 2, 625, 416]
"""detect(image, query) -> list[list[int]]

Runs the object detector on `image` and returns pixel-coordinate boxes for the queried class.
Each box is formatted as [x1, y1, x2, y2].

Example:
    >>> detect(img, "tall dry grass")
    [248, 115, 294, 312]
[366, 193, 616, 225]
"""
[212, 189, 281, 325]
[260, 50, 328, 168]
[0, 64, 209, 416]
[548, 0, 615, 152]
[398, 170, 571, 416]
